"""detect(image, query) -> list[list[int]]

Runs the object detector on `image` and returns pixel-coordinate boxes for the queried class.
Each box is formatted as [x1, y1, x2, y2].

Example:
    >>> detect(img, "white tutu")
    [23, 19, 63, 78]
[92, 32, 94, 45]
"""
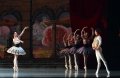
[7, 46, 26, 55]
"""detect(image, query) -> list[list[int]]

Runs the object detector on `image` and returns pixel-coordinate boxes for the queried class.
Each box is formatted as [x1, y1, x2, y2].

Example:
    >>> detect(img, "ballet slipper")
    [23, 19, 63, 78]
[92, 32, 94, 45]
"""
[13, 66, 18, 72]
[65, 65, 68, 70]
[84, 66, 87, 72]
[74, 65, 78, 71]
[69, 65, 72, 70]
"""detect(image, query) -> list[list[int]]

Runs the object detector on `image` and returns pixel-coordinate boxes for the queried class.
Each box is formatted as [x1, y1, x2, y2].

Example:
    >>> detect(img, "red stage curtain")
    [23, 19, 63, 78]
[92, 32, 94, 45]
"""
[69, 0, 108, 31]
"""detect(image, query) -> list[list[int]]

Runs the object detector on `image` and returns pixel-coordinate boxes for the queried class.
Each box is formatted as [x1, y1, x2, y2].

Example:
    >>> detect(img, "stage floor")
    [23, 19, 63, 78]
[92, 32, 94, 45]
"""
[0, 67, 119, 78]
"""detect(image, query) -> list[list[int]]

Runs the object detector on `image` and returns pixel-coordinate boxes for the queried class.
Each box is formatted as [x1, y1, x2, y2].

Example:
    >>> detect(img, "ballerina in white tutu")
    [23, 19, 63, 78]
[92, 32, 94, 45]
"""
[7, 26, 29, 72]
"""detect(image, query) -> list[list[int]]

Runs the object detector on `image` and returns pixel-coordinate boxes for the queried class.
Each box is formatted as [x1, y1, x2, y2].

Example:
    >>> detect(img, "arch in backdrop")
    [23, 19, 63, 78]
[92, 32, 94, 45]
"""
[0, 10, 22, 59]
[32, 6, 55, 58]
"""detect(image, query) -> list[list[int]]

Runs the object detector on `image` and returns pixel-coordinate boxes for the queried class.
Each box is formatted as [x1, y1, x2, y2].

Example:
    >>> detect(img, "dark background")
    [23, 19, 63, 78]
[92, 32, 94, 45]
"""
[69, 0, 120, 70]
[107, 0, 120, 70]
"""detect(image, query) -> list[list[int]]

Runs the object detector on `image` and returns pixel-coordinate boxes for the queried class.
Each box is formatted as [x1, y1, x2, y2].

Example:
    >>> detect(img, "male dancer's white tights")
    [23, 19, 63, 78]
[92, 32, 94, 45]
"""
[95, 47, 110, 75]
[13, 55, 18, 72]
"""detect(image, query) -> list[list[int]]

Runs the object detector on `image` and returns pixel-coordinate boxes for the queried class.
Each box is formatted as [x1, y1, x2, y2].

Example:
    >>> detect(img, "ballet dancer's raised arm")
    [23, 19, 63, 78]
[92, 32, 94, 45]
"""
[73, 29, 80, 39]
[89, 27, 94, 39]
[67, 33, 72, 46]
[63, 33, 67, 47]
[81, 26, 87, 39]
[74, 29, 80, 37]
[18, 26, 29, 38]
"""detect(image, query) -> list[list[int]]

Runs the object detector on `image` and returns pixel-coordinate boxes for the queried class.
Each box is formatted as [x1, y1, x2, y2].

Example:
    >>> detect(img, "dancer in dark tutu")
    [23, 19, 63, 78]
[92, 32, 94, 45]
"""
[60, 33, 73, 69]
[69, 29, 82, 70]
[76, 26, 94, 71]
[7, 26, 29, 72]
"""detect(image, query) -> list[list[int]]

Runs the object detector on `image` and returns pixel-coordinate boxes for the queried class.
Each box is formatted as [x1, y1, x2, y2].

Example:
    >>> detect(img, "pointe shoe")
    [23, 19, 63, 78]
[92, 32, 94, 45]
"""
[74, 65, 78, 71]
[95, 73, 99, 77]
[95, 71, 98, 75]
[84, 67, 87, 72]
[13, 67, 15, 71]
[107, 70, 110, 77]
[107, 73, 110, 77]
[69, 65, 72, 70]
[95, 71, 99, 77]
[65, 65, 68, 70]
[13, 67, 18, 72]
[16, 67, 19, 72]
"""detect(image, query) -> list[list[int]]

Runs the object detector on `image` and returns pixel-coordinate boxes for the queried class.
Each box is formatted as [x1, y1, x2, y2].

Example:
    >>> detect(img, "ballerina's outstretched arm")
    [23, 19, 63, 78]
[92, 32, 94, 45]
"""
[18, 26, 29, 38]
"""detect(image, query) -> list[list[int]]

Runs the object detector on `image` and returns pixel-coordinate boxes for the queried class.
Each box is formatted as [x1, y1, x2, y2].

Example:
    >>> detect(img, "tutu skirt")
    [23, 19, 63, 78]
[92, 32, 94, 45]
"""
[59, 48, 69, 56]
[69, 47, 77, 54]
[76, 46, 93, 55]
[69, 43, 82, 54]
[7, 46, 26, 55]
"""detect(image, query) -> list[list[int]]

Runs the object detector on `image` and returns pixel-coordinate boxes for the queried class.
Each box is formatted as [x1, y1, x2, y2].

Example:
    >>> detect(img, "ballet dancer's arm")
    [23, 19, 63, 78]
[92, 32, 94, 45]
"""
[74, 29, 80, 37]
[20, 40, 24, 43]
[74, 29, 80, 36]
[81, 26, 87, 39]
[89, 27, 94, 39]
[18, 26, 29, 38]
[67, 33, 72, 46]
[73, 29, 80, 40]
[63, 33, 67, 47]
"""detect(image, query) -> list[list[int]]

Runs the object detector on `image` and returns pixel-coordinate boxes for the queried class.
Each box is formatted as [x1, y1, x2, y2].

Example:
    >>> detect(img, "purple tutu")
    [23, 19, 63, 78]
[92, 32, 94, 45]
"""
[76, 46, 93, 55]
[69, 47, 77, 54]
[60, 48, 69, 55]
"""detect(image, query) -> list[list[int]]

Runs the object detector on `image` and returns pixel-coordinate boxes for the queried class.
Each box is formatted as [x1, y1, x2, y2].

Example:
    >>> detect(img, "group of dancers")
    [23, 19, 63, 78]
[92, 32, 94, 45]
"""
[60, 26, 110, 76]
[6, 25, 110, 76]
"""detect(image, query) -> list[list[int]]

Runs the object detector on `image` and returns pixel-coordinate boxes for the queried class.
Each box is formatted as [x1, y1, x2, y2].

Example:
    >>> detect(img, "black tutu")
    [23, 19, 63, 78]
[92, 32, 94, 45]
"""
[69, 47, 77, 54]
[69, 43, 82, 54]
[59, 48, 70, 56]
[76, 46, 93, 55]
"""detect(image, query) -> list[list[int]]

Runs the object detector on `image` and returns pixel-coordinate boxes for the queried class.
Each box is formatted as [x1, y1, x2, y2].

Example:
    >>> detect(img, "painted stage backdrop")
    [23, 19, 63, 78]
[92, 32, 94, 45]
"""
[32, 9, 72, 58]
[0, 14, 21, 59]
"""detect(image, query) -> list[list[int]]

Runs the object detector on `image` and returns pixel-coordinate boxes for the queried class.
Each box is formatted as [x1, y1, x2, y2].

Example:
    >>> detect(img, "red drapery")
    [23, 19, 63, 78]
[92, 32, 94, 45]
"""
[69, 0, 108, 31]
